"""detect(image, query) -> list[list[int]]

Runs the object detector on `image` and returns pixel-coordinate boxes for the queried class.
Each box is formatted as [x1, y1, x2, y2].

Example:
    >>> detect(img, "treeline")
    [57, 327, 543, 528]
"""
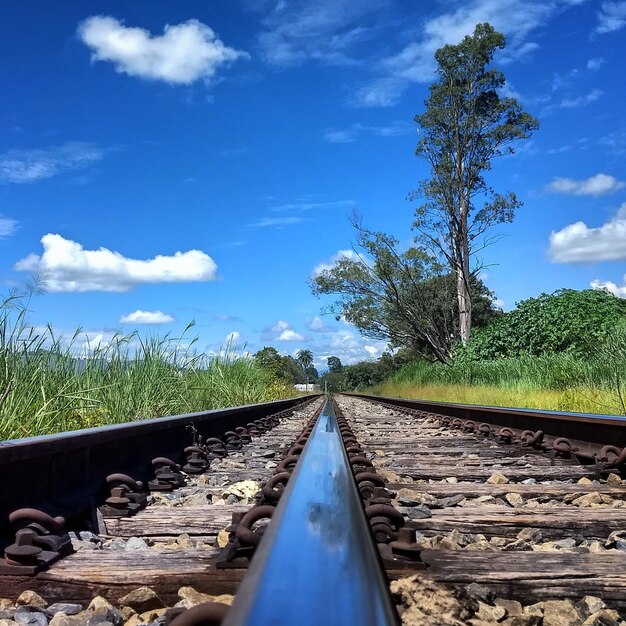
[318, 351, 413, 392]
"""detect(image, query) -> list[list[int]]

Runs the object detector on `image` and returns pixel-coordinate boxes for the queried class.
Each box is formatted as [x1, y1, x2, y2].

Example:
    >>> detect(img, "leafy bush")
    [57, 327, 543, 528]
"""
[457, 289, 626, 361]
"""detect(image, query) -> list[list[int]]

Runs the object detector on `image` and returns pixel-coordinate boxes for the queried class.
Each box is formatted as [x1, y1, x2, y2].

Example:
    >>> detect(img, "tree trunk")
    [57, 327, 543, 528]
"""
[457, 269, 471, 345]
[456, 212, 472, 345]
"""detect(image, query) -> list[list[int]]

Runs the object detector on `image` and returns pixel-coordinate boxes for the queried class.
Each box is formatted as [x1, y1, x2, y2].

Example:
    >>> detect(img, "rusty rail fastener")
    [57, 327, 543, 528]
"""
[149, 457, 185, 491]
[235, 505, 275, 548]
[390, 527, 423, 562]
[1, 509, 73, 576]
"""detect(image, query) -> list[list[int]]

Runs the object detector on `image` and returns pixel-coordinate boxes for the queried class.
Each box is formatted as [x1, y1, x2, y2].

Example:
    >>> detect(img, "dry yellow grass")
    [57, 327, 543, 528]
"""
[368, 382, 624, 416]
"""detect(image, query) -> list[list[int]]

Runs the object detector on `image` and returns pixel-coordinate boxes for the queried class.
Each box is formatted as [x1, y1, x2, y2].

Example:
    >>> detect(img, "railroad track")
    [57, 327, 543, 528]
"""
[0, 393, 624, 625]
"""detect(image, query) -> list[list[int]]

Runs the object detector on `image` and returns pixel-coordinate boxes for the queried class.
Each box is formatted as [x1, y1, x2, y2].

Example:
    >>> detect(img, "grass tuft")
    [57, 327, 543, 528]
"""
[0, 295, 295, 440]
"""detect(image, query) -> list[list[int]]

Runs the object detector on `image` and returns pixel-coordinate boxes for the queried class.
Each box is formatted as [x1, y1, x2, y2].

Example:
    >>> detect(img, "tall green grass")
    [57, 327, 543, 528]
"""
[368, 353, 626, 415]
[390, 354, 624, 392]
[0, 295, 295, 440]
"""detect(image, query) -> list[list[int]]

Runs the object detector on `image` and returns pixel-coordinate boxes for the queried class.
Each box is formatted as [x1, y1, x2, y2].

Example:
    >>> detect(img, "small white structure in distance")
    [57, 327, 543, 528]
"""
[293, 384, 320, 392]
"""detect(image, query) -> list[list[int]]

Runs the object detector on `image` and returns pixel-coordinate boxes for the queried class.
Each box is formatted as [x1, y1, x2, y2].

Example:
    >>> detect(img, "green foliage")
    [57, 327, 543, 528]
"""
[327, 356, 343, 372]
[592, 321, 626, 413]
[296, 349, 313, 369]
[319, 371, 346, 393]
[412, 23, 539, 343]
[254, 346, 303, 384]
[296, 349, 315, 387]
[305, 364, 319, 382]
[457, 289, 626, 361]
[320, 350, 414, 391]
[391, 354, 591, 391]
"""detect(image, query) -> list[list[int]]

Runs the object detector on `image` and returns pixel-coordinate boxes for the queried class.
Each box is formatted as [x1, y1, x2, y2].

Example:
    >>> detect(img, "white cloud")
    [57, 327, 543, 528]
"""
[312, 249, 363, 276]
[272, 320, 290, 333]
[549, 203, 626, 262]
[225, 331, 241, 344]
[307, 316, 326, 332]
[277, 329, 304, 341]
[79, 331, 117, 356]
[591, 278, 626, 297]
[560, 88, 603, 108]
[119, 310, 175, 324]
[0, 216, 19, 238]
[0, 142, 104, 183]
[263, 320, 305, 342]
[247, 216, 308, 228]
[586, 57, 605, 71]
[546, 173, 625, 196]
[596, 1, 626, 34]
[78, 16, 247, 84]
[323, 121, 413, 143]
[15, 234, 218, 292]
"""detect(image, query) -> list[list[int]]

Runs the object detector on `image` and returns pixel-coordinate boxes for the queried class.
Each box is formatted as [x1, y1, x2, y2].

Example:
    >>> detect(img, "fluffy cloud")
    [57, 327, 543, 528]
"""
[596, 1, 626, 34]
[78, 16, 247, 84]
[119, 310, 175, 324]
[546, 173, 625, 196]
[277, 329, 304, 341]
[225, 331, 241, 344]
[307, 316, 326, 332]
[79, 330, 118, 356]
[549, 203, 626, 262]
[264, 320, 305, 342]
[0, 142, 104, 183]
[591, 278, 626, 297]
[15, 234, 218, 292]
[0, 216, 19, 238]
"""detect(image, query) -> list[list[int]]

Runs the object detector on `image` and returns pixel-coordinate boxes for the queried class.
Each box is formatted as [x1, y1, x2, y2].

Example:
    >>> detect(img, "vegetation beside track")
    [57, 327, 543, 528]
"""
[319, 290, 626, 415]
[0, 296, 296, 440]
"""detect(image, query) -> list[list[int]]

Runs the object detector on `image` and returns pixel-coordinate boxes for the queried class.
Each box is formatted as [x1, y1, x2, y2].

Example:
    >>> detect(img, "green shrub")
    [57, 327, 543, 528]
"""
[457, 289, 626, 362]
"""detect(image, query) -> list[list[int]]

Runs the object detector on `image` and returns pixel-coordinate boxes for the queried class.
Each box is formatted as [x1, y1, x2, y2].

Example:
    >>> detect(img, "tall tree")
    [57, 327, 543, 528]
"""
[412, 23, 538, 345]
[327, 356, 343, 372]
[296, 349, 314, 390]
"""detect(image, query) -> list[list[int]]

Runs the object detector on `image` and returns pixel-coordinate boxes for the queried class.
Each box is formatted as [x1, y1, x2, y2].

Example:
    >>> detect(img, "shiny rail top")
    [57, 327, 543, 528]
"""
[223, 399, 398, 626]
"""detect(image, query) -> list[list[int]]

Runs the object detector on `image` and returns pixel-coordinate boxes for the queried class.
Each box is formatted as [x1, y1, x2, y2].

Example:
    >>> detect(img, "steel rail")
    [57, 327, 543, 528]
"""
[348, 393, 626, 451]
[0, 395, 320, 537]
[223, 399, 399, 626]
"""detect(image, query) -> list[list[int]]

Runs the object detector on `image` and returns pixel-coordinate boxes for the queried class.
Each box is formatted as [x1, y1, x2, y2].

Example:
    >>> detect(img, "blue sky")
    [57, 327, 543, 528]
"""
[1, 0, 625, 368]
